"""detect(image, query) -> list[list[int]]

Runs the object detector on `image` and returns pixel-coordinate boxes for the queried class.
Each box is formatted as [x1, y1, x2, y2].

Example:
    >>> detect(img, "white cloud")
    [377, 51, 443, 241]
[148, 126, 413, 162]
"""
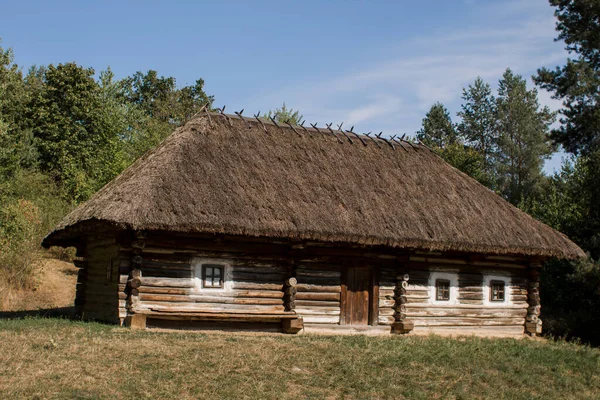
[244, 0, 568, 164]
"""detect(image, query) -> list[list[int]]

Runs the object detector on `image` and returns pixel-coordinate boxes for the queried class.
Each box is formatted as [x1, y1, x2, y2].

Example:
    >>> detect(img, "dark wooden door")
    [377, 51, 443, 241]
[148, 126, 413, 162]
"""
[343, 267, 371, 325]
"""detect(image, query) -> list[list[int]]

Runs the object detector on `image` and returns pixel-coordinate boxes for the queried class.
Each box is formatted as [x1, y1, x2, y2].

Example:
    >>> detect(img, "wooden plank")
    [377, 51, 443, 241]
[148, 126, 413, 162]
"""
[296, 292, 340, 301]
[296, 283, 341, 293]
[411, 317, 526, 326]
[141, 277, 195, 287]
[295, 300, 340, 307]
[231, 282, 284, 290]
[140, 303, 286, 313]
[301, 315, 340, 324]
[405, 307, 527, 318]
[295, 308, 341, 315]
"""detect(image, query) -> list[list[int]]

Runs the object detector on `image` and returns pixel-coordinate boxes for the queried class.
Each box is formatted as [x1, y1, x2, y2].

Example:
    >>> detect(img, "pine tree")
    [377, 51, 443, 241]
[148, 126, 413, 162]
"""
[457, 77, 497, 188]
[496, 69, 554, 204]
[416, 102, 457, 148]
[263, 103, 303, 125]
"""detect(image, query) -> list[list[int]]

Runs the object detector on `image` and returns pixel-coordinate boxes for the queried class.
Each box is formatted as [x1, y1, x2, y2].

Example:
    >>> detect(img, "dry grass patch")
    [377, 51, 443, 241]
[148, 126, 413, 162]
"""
[1, 318, 599, 399]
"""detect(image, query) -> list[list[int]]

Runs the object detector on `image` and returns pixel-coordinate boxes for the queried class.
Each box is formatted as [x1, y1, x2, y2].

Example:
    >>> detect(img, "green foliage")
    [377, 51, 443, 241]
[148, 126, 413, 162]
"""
[262, 102, 303, 125]
[535, 0, 600, 155]
[0, 41, 36, 179]
[119, 70, 214, 160]
[417, 103, 488, 185]
[0, 38, 216, 301]
[0, 170, 71, 294]
[457, 77, 497, 187]
[416, 102, 457, 148]
[520, 154, 600, 344]
[437, 143, 487, 184]
[495, 69, 555, 204]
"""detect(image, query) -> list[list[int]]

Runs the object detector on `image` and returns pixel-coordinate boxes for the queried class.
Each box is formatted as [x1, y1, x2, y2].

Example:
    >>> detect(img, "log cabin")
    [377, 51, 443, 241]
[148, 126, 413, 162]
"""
[42, 112, 585, 336]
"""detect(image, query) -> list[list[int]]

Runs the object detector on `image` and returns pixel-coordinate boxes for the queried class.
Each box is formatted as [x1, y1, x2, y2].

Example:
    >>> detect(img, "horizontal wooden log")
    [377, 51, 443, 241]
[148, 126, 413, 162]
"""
[232, 282, 284, 290]
[379, 299, 395, 308]
[137, 286, 193, 295]
[140, 302, 286, 313]
[231, 272, 287, 282]
[296, 269, 341, 278]
[295, 300, 340, 308]
[141, 277, 195, 287]
[378, 315, 395, 325]
[296, 283, 341, 293]
[458, 293, 483, 300]
[405, 307, 527, 318]
[301, 315, 340, 324]
[295, 308, 340, 315]
[411, 317, 525, 326]
[511, 295, 528, 302]
[139, 294, 284, 305]
[295, 292, 340, 301]
[379, 308, 395, 317]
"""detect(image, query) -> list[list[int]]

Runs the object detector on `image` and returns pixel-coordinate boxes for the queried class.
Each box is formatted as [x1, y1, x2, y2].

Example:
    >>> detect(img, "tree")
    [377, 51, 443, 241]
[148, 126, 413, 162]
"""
[416, 102, 457, 148]
[26, 63, 127, 201]
[417, 103, 486, 184]
[119, 70, 214, 159]
[534, 0, 600, 258]
[120, 70, 213, 126]
[495, 69, 554, 204]
[457, 77, 497, 187]
[0, 40, 35, 179]
[262, 103, 303, 125]
[534, 0, 600, 155]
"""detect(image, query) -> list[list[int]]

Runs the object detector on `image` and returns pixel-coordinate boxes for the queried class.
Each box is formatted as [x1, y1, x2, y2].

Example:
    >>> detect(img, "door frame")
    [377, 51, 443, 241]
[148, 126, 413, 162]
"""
[340, 261, 379, 326]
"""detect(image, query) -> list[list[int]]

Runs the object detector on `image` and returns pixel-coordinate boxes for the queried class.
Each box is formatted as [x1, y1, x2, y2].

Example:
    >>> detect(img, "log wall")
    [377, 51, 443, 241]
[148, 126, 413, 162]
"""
[405, 253, 530, 335]
[74, 231, 536, 336]
[76, 237, 121, 323]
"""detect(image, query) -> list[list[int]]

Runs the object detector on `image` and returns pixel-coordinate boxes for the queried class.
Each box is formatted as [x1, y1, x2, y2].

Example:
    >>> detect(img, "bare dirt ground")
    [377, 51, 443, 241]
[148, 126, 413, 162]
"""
[1, 257, 76, 311]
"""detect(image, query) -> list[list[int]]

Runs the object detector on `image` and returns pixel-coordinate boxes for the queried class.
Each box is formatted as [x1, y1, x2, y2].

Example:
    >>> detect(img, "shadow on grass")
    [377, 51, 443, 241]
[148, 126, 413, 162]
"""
[0, 306, 78, 320]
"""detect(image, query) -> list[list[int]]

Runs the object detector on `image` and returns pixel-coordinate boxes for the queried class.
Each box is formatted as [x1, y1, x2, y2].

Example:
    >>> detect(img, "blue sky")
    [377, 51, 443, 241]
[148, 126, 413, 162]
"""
[1, 0, 569, 172]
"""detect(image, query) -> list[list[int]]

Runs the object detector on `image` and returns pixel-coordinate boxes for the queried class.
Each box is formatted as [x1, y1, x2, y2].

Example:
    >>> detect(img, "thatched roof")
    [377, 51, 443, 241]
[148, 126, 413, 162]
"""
[43, 113, 584, 259]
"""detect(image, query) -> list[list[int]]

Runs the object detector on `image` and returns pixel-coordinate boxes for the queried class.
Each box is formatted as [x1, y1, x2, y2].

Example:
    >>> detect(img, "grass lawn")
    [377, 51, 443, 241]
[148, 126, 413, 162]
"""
[0, 318, 598, 399]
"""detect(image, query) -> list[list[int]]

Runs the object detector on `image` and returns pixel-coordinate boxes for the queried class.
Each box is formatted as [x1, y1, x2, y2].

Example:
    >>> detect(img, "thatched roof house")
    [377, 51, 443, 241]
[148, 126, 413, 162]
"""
[44, 113, 583, 336]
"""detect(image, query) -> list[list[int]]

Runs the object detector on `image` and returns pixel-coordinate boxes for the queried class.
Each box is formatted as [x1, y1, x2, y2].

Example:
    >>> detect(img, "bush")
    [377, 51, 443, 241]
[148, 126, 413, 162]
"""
[0, 170, 72, 307]
[0, 199, 43, 291]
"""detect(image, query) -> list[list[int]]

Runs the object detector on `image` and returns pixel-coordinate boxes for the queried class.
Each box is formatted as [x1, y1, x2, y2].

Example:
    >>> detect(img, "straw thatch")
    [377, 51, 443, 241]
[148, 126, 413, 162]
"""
[43, 114, 584, 259]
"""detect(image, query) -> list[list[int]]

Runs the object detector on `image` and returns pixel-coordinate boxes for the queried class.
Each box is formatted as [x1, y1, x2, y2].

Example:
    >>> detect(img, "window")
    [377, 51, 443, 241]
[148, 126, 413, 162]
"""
[202, 264, 224, 289]
[490, 280, 505, 302]
[430, 272, 458, 304]
[436, 279, 450, 301]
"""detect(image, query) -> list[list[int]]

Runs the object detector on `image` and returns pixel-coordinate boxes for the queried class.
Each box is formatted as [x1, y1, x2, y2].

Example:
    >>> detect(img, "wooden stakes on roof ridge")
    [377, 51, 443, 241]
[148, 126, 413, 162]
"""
[268, 115, 280, 127]
[286, 121, 302, 137]
[299, 121, 311, 136]
[326, 123, 344, 144]
[253, 112, 268, 133]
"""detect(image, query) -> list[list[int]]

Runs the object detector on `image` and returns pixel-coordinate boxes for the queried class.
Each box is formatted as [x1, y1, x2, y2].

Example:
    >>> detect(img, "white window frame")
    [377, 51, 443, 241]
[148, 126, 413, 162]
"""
[429, 271, 459, 305]
[193, 258, 233, 293]
[483, 274, 511, 306]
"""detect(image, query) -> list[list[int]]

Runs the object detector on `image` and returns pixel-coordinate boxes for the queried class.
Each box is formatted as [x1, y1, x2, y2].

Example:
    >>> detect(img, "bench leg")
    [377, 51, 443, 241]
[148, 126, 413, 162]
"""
[124, 314, 147, 330]
[282, 317, 304, 334]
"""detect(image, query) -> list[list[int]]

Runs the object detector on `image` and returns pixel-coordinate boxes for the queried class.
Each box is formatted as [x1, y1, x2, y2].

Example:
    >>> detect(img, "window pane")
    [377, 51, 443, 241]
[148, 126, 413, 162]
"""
[491, 282, 505, 301]
[213, 268, 221, 277]
[436, 280, 450, 301]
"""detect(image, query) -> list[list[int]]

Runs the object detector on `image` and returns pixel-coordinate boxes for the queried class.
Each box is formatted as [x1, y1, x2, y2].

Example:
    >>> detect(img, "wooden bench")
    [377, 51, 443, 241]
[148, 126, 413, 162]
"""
[124, 310, 304, 333]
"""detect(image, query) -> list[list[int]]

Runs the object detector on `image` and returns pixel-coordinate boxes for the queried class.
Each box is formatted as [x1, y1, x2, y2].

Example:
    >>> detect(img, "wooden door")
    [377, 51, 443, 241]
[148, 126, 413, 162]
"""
[343, 267, 371, 325]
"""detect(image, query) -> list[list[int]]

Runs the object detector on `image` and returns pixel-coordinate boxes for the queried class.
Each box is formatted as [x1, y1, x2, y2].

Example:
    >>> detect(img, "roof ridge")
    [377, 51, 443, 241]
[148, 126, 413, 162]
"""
[193, 109, 429, 153]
